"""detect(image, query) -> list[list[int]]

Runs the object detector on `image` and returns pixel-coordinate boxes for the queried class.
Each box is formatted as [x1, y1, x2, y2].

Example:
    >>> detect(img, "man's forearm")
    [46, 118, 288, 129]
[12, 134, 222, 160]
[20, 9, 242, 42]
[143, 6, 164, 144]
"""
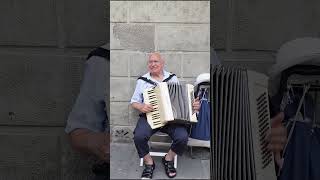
[69, 129, 95, 155]
[69, 128, 109, 157]
[131, 102, 143, 112]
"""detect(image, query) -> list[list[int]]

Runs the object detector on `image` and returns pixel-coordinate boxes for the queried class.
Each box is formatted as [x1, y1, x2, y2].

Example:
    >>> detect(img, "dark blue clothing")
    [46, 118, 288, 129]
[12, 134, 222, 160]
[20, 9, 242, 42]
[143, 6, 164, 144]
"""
[190, 88, 211, 141]
[271, 89, 320, 180]
[133, 115, 189, 158]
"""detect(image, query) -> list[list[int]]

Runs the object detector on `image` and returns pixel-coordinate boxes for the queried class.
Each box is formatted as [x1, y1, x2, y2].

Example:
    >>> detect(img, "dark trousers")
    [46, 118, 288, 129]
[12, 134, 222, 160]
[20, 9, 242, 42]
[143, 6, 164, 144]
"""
[133, 115, 189, 158]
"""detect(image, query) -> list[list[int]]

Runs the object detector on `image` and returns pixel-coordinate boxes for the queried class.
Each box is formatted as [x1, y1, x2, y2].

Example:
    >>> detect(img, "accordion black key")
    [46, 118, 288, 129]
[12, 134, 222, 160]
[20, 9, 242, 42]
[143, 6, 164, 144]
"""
[143, 82, 197, 129]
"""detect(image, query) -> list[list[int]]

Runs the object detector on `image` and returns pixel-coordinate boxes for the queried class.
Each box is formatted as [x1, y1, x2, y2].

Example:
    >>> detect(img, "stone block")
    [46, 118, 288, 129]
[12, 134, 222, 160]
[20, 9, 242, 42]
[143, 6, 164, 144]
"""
[212, 0, 228, 49]
[0, 0, 57, 46]
[110, 51, 129, 77]
[110, 102, 130, 126]
[111, 126, 134, 143]
[0, 53, 84, 126]
[162, 53, 182, 77]
[157, 25, 210, 51]
[65, 0, 107, 47]
[0, 128, 61, 179]
[232, 0, 320, 50]
[112, 23, 155, 52]
[129, 52, 148, 77]
[179, 78, 197, 86]
[182, 52, 210, 78]
[110, 1, 128, 22]
[129, 105, 140, 126]
[110, 77, 131, 101]
[129, 78, 138, 101]
[129, 1, 209, 23]
[110, 23, 123, 50]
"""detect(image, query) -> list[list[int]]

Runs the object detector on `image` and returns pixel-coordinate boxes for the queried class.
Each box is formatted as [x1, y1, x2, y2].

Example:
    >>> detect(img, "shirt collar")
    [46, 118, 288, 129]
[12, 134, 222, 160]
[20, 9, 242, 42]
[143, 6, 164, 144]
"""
[146, 70, 170, 82]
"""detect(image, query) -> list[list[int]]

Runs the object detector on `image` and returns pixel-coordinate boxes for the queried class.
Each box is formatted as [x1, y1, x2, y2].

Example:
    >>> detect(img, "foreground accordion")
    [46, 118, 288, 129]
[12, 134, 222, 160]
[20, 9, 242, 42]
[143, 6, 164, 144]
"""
[211, 65, 276, 180]
[143, 82, 197, 129]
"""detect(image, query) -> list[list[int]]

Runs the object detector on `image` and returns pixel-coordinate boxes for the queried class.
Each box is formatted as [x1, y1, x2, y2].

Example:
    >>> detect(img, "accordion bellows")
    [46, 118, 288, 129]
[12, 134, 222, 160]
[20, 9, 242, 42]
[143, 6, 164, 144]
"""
[143, 82, 197, 129]
[211, 65, 276, 180]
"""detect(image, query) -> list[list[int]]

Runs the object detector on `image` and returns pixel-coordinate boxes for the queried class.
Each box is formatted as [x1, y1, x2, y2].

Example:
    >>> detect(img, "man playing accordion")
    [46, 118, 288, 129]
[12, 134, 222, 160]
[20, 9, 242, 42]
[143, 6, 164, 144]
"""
[130, 52, 200, 179]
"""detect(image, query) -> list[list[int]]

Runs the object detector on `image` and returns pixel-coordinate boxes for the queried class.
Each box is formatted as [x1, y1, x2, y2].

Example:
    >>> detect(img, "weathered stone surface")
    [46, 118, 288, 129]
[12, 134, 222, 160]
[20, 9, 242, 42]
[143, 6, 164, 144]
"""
[112, 24, 155, 52]
[232, 0, 320, 50]
[110, 102, 130, 126]
[128, 105, 140, 126]
[0, 0, 57, 46]
[129, 1, 210, 23]
[0, 54, 84, 126]
[110, 77, 131, 101]
[0, 129, 60, 180]
[212, 0, 228, 49]
[179, 78, 197, 86]
[110, 51, 129, 77]
[111, 126, 134, 143]
[162, 53, 182, 77]
[157, 25, 210, 51]
[129, 78, 138, 98]
[65, 0, 107, 47]
[129, 52, 148, 77]
[110, 23, 123, 50]
[182, 52, 210, 78]
[110, 1, 128, 22]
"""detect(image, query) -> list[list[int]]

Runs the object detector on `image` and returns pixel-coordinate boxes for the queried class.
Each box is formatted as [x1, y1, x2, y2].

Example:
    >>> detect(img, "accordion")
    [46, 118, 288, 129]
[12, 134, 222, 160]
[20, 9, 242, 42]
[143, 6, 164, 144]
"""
[211, 65, 276, 180]
[143, 82, 198, 129]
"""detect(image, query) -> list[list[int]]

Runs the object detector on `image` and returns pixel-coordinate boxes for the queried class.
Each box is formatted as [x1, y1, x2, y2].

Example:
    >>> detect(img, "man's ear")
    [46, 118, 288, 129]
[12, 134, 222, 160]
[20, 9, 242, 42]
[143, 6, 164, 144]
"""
[161, 58, 165, 65]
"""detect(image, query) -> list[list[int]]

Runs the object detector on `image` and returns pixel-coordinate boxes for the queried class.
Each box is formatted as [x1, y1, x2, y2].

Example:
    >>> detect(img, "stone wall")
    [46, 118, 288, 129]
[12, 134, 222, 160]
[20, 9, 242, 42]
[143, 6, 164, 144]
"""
[0, 0, 107, 179]
[213, 0, 320, 73]
[110, 1, 211, 142]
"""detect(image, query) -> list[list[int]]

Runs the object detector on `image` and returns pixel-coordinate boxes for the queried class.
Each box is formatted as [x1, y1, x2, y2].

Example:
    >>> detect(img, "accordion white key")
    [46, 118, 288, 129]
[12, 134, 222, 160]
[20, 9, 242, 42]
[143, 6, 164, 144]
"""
[143, 82, 198, 129]
[211, 65, 276, 180]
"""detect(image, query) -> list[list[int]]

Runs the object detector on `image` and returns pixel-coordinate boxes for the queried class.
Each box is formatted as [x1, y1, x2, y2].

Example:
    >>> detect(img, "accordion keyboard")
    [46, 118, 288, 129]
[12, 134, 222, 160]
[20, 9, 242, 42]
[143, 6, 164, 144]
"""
[144, 88, 164, 129]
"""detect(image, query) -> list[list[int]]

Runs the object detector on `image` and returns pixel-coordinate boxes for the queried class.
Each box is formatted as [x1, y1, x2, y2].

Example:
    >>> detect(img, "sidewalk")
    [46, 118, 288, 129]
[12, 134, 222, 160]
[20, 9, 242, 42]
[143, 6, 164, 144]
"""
[110, 142, 210, 179]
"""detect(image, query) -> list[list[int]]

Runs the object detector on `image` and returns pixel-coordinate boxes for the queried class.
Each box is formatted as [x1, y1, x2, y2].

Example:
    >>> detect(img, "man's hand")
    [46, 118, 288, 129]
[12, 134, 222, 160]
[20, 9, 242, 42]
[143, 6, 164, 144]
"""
[192, 97, 200, 112]
[266, 112, 287, 169]
[140, 103, 154, 113]
[131, 102, 154, 113]
[70, 129, 110, 162]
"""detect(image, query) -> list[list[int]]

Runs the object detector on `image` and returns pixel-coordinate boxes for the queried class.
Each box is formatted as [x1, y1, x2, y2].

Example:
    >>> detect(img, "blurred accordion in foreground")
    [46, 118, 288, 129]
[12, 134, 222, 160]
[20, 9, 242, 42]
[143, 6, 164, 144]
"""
[211, 65, 276, 180]
[143, 82, 198, 129]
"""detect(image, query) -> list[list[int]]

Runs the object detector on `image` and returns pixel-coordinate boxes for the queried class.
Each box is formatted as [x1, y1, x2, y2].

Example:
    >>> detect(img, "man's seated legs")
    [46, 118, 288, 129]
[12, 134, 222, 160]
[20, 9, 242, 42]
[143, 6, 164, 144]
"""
[133, 115, 159, 165]
[160, 124, 188, 177]
[133, 115, 189, 177]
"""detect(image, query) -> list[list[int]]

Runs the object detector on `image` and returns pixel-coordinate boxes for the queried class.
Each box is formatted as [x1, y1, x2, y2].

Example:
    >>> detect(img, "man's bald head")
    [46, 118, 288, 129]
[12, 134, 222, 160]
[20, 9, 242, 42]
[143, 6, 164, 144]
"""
[148, 52, 164, 63]
[147, 52, 165, 76]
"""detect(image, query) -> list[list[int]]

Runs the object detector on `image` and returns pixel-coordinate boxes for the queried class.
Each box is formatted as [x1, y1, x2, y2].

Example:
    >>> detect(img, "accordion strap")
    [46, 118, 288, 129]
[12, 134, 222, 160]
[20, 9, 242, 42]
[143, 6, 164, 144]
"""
[137, 77, 157, 86]
[137, 73, 176, 86]
[163, 73, 176, 82]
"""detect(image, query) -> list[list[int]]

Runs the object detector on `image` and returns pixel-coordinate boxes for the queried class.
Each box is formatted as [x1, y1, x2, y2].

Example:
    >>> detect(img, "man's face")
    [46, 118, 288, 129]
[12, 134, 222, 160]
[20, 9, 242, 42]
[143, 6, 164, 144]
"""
[148, 54, 164, 75]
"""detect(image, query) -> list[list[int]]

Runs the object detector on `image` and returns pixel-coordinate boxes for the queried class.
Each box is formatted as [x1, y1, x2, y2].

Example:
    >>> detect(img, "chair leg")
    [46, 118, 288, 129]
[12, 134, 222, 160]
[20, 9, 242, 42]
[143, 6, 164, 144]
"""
[174, 155, 177, 168]
[190, 146, 195, 159]
[140, 158, 143, 166]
